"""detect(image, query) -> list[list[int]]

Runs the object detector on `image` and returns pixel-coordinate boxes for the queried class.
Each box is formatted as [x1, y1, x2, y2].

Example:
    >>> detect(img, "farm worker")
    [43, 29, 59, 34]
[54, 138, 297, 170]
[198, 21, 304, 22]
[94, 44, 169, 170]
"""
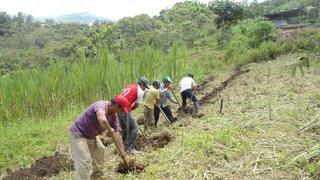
[143, 80, 161, 130]
[118, 77, 149, 155]
[69, 96, 130, 180]
[179, 74, 204, 118]
[154, 76, 178, 127]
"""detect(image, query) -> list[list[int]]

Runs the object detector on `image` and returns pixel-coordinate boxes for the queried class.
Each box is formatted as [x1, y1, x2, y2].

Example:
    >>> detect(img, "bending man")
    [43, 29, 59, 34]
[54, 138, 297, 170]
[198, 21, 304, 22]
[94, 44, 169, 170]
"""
[179, 74, 203, 118]
[118, 77, 149, 155]
[69, 96, 130, 180]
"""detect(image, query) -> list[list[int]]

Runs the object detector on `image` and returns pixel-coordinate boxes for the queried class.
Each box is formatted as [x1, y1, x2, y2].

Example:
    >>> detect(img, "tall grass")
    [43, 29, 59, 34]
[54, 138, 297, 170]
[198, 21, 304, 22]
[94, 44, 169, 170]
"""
[0, 44, 188, 124]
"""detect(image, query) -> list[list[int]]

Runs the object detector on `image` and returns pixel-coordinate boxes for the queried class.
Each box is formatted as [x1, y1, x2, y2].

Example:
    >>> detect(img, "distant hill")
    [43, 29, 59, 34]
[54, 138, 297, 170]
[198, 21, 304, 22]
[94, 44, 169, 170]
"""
[35, 12, 111, 24]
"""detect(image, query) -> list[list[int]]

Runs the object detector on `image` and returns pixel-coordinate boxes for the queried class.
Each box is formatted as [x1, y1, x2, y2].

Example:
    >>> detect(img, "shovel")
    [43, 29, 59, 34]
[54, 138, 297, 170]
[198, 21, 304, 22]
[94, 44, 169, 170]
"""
[104, 114, 145, 174]
[104, 117, 128, 166]
[170, 89, 182, 109]
[159, 107, 172, 126]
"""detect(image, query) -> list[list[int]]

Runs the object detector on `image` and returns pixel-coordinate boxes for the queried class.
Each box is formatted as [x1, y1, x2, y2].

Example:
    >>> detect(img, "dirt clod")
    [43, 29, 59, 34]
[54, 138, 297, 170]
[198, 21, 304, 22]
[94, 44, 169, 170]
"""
[136, 131, 172, 150]
[3, 152, 73, 180]
[100, 136, 113, 147]
[116, 159, 145, 174]
[136, 115, 145, 125]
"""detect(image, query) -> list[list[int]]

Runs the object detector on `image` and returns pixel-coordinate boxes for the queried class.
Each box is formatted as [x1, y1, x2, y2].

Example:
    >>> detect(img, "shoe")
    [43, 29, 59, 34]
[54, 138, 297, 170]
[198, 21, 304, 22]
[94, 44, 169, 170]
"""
[91, 171, 104, 179]
[126, 148, 141, 155]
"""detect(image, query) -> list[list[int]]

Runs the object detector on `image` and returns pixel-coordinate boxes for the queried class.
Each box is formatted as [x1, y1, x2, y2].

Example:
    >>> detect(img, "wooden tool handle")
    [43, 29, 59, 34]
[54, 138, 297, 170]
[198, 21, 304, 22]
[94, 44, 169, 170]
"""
[104, 119, 128, 166]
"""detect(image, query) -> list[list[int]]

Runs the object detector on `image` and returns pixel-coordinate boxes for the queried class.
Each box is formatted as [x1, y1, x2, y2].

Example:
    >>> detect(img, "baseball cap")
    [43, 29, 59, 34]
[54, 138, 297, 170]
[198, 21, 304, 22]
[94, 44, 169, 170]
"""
[114, 95, 130, 112]
[163, 76, 172, 82]
[152, 80, 161, 87]
[137, 77, 149, 89]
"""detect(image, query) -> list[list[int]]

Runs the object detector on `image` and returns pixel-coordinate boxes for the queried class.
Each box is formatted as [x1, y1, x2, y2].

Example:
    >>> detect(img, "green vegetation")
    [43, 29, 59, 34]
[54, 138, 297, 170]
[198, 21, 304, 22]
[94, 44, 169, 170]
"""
[209, 0, 245, 45]
[1, 0, 320, 178]
[0, 110, 77, 170]
[0, 44, 190, 124]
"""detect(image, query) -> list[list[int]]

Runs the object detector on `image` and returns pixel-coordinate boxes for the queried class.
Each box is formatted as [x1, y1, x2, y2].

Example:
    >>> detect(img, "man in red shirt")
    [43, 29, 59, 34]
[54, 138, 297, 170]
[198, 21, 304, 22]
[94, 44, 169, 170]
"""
[118, 77, 149, 155]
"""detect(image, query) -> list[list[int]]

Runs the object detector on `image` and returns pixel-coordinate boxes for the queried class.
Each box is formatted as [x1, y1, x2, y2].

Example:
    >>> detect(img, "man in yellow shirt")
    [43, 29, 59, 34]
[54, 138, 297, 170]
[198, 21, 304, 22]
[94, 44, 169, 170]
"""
[143, 80, 160, 131]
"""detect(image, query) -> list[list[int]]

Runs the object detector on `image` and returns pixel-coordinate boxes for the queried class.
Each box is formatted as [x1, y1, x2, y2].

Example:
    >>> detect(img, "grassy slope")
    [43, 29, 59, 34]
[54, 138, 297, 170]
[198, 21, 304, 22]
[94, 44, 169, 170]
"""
[1, 52, 320, 179]
[56, 53, 319, 179]
[0, 109, 78, 171]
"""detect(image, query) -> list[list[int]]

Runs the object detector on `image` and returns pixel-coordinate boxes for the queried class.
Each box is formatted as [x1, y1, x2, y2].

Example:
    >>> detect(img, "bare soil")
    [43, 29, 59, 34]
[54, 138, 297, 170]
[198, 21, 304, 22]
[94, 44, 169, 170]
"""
[200, 67, 249, 104]
[116, 159, 145, 174]
[136, 131, 172, 150]
[3, 152, 73, 180]
[174, 67, 248, 117]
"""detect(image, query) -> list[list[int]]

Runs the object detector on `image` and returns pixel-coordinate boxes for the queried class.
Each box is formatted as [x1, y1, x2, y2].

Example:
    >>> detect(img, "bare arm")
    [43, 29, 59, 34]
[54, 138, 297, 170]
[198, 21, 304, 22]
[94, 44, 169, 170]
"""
[131, 103, 139, 110]
[167, 91, 177, 103]
[155, 98, 160, 107]
[96, 110, 124, 149]
[191, 80, 197, 91]
[96, 110, 109, 130]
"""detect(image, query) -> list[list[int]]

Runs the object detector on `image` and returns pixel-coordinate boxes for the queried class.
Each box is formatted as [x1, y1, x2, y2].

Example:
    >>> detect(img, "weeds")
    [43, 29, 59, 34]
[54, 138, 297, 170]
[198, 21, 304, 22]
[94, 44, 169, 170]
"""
[0, 45, 189, 124]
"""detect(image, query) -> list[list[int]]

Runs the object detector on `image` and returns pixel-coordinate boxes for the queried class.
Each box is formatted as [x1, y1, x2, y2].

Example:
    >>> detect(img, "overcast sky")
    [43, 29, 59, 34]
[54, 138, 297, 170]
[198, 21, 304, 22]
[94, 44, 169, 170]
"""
[0, 0, 265, 21]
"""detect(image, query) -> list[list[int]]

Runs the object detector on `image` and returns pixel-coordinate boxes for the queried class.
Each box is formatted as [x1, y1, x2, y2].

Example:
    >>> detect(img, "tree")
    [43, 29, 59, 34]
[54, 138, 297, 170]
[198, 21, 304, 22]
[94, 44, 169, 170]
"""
[209, 0, 245, 45]
[0, 11, 11, 36]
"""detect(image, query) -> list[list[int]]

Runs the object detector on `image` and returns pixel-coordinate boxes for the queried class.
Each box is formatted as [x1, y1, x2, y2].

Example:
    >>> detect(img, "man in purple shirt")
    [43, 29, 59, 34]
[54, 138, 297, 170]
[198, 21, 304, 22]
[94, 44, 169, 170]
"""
[69, 96, 130, 180]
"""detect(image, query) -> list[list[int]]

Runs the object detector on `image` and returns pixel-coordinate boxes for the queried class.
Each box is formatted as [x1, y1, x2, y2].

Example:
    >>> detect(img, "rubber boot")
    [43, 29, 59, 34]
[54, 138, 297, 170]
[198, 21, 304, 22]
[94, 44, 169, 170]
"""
[194, 101, 200, 114]
[194, 101, 204, 118]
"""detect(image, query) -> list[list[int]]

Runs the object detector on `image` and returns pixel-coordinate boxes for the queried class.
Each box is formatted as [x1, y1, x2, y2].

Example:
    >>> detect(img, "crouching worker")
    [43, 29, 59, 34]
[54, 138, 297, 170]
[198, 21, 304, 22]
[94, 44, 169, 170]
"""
[143, 80, 160, 131]
[179, 74, 204, 118]
[154, 76, 178, 127]
[69, 96, 130, 180]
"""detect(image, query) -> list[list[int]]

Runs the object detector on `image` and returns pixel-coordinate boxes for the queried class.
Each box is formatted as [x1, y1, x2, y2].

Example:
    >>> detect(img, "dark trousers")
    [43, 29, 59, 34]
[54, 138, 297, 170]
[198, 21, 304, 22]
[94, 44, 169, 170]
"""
[154, 105, 173, 127]
[117, 112, 138, 151]
[181, 89, 198, 106]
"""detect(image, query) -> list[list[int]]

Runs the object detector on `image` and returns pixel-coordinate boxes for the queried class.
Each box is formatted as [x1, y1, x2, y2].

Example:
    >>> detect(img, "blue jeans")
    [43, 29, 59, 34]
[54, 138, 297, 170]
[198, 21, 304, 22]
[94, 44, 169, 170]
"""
[117, 112, 138, 151]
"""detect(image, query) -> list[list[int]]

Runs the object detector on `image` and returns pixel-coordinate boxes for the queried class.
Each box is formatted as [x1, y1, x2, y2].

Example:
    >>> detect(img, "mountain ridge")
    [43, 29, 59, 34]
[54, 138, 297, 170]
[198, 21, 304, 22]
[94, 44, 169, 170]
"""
[35, 12, 112, 24]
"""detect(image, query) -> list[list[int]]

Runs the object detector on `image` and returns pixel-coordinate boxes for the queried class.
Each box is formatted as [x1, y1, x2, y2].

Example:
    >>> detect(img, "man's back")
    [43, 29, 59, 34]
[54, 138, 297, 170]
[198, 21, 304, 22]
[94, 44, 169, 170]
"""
[143, 86, 160, 109]
[121, 84, 144, 110]
[179, 77, 196, 92]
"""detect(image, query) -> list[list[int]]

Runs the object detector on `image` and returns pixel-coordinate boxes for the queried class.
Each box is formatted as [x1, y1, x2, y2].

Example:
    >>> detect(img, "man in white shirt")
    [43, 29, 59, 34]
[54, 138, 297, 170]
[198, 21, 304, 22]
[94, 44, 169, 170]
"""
[179, 74, 203, 117]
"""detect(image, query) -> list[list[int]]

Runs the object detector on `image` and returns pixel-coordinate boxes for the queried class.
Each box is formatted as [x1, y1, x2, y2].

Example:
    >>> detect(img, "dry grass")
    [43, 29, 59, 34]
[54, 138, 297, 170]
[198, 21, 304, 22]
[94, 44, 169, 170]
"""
[52, 53, 320, 179]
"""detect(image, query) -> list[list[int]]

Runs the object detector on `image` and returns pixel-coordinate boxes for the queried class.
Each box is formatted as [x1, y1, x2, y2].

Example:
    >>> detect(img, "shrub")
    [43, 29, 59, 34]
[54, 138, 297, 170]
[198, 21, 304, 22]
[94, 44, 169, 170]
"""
[295, 38, 316, 51]
[259, 41, 283, 60]
[247, 20, 276, 47]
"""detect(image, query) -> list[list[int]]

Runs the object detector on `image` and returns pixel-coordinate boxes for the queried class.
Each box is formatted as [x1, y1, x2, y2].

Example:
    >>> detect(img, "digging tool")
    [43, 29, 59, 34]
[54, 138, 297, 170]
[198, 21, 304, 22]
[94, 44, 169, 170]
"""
[105, 117, 145, 174]
[104, 118, 128, 166]
[159, 107, 172, 126]
[138, 127, 151, 145]
[170, 89, 182, 109]
[126, 112, 130, 142]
